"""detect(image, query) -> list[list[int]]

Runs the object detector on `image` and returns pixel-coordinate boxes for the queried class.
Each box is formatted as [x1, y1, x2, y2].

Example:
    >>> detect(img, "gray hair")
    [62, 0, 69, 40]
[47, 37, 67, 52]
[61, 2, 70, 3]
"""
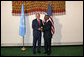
[36, 13, 40, 16]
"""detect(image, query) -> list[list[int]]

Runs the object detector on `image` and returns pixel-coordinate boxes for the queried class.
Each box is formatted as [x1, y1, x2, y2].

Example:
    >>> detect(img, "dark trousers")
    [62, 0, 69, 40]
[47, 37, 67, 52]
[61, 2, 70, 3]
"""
[44, 37, 51, 53]
[33, 36, 41, 52]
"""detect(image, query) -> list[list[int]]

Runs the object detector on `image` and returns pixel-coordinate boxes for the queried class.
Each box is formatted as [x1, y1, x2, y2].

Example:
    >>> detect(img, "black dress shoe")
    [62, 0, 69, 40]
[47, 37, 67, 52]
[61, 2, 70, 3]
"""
[47, 52, 51, 55]
[43, 52, 47, 54]
[33, 52, 36, 54]
[37, 51, 41, 53]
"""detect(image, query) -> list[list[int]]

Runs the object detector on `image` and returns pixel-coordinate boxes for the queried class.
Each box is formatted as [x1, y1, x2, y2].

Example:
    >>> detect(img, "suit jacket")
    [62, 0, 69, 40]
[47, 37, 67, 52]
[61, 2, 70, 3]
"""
[43, 20, 52, 39]
[32, 19, 43, 37]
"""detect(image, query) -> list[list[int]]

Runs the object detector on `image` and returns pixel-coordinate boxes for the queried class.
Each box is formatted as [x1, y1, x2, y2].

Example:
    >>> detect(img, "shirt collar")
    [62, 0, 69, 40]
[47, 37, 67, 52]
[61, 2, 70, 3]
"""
[46, 19, 49, 23]
[37, 19, 40, 21]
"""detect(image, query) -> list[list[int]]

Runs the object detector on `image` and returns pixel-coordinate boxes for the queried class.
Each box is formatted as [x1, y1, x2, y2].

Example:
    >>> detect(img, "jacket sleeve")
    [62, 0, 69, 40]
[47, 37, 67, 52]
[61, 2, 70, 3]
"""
[41, 20, 43, 27]
[32, 20, 38, 30]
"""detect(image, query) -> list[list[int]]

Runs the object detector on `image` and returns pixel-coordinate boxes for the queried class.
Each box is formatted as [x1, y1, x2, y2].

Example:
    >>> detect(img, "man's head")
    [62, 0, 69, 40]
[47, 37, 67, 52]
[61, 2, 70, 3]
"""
[36, 13, 40, 19]
[44, 15, 50, 21]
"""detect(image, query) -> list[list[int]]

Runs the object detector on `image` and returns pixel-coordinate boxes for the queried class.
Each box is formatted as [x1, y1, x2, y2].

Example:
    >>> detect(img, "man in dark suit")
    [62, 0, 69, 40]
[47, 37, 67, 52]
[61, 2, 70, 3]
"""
[32, 13, 43, 54]
[40, 15, 52, 55]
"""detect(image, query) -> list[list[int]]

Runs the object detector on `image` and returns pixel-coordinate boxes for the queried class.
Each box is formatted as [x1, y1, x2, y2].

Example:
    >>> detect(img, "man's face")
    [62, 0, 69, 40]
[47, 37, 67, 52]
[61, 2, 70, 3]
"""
[36, 14, 40, 19]
[44, 16, 47, 21]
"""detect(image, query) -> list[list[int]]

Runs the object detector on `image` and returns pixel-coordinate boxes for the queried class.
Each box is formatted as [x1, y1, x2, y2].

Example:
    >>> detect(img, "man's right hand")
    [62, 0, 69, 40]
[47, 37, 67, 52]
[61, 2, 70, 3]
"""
[38, 27, 43, 31]
[38, 28, 41, 30]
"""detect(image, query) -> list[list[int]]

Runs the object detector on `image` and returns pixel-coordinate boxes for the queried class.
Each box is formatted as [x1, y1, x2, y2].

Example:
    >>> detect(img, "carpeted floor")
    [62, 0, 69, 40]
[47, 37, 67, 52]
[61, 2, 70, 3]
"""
[1, 46, 83, 56]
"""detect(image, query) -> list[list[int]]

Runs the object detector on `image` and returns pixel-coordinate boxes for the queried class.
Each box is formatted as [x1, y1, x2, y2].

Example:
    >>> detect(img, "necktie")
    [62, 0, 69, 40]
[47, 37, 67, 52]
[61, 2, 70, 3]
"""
[45, 21, 47, 24]
[38, 19, 40, 26]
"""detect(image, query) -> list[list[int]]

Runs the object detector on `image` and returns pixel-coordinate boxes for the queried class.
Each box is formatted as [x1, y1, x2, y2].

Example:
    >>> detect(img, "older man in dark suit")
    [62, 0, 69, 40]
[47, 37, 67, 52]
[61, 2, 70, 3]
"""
[32, 13, 43, 54]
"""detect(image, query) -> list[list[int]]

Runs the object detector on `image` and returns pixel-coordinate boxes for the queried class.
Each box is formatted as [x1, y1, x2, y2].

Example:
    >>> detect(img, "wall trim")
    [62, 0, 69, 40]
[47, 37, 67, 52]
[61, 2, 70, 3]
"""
[1, 42, 83, 46]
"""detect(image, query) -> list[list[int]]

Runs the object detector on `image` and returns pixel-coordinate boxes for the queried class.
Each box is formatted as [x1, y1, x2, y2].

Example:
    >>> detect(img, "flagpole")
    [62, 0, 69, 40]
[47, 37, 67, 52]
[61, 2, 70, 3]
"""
[21, 36, 26, 51]
[20, 3, 26, 51]
[22, 36, 24, 46]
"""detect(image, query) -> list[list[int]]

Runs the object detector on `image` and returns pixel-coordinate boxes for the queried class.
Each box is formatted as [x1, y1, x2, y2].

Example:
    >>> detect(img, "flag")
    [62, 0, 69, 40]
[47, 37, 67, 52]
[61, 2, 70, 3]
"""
[47, 3, 55, 35]
[19, 3, 26, 36]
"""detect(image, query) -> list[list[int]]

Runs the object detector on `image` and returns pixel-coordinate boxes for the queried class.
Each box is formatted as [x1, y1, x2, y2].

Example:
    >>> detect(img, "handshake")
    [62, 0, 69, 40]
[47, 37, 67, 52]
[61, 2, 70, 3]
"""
[38, 26, 43, 31]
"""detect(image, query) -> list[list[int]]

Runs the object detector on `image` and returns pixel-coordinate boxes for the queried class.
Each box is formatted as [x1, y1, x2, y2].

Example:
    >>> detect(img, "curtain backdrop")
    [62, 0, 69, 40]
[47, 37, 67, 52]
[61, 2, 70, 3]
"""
[12, 1, 65, 16]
